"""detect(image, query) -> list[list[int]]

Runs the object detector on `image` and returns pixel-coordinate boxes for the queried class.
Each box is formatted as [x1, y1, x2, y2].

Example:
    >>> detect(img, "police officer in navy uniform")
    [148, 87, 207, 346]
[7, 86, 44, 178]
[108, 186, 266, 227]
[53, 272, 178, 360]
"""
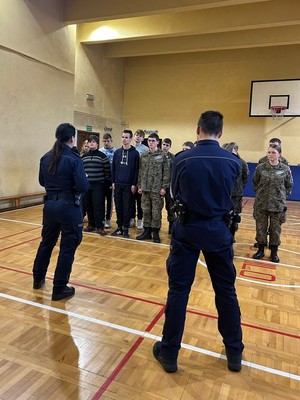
[32, 123, 89, 301]
[153, 111, 244, 373]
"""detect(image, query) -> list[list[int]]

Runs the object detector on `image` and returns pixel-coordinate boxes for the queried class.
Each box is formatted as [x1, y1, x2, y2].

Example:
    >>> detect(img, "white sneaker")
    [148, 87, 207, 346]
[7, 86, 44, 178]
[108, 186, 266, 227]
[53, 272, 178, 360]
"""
[105, 220, 111, 228]
[137, 219, 143, 230]
[130, 218, 136, 228]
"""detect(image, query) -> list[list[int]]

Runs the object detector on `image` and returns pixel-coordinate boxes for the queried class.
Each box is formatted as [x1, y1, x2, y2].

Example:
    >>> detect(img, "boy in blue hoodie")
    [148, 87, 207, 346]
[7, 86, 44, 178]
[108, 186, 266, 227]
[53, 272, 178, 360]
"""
[111, 130, 140, 238]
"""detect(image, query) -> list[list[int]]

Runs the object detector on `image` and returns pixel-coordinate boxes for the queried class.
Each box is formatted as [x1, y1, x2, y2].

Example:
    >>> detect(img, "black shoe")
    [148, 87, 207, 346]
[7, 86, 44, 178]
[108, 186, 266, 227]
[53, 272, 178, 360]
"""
[152, 342, 178, 373]
[253, 244, 265, 259]
[226, 352, 242, 372]
[152, 228, 161, 243]
[254, 242, 268, 248]
[123, 228, 130, 238]
[52, 286, 75, 301]
[111, 228, 123, 236]
[33, 278, 45, 289]
[270, 245, 280, 263]
[136, 227, 152, 240]
[270, 254, 280, 263]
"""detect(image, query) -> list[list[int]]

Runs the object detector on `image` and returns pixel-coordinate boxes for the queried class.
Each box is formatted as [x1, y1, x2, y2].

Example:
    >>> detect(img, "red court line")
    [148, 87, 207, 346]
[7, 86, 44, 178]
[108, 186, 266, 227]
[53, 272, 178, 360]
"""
[0, 226, 41, 240]
[0, 232, 299, 339]
[0, 236, 41, 252]
[242, 199, 249, 209]
[0, 264, 299, 340]
[91, 307, 165, 400]
[242, 322, 300, 339]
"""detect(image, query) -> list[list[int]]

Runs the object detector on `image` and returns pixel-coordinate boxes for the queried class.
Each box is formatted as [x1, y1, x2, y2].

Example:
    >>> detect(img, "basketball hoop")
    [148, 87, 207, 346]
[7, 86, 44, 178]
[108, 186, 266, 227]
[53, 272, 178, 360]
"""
[270, 106, 287, 120]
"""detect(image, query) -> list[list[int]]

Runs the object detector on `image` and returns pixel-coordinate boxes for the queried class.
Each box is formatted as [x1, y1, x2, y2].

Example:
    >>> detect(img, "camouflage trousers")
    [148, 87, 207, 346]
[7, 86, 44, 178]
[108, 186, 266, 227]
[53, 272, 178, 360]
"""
[253, 208, 286, 246]
[232, 196, 243, 215]
[141, 191, 164, 229]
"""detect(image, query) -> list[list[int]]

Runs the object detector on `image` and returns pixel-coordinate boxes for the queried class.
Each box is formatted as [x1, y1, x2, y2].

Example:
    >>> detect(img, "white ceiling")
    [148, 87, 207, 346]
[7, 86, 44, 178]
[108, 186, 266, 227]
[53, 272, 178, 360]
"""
[63, 0, 300, 57]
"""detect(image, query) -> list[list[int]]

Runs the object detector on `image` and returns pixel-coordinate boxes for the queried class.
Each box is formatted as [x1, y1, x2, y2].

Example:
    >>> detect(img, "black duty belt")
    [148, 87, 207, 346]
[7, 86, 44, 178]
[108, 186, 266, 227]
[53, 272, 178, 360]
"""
[187, 212, 225, 221]
[45, 193, 74, 201]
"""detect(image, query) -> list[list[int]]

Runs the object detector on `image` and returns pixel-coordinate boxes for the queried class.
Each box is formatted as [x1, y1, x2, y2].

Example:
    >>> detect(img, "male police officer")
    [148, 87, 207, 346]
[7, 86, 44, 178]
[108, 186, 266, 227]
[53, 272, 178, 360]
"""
[152, 111, 244, 373]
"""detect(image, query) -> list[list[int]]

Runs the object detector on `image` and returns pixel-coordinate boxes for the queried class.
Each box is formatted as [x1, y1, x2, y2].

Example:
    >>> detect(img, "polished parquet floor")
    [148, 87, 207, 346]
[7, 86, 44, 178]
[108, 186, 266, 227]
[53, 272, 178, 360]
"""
[0, 197, 299, 400]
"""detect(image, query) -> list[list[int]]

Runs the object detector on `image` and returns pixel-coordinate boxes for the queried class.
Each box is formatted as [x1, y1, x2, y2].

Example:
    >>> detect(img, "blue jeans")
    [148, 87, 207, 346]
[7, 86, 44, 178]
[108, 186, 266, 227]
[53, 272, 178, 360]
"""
[160, 219, 244, 361]
[32, 199, 83, 289]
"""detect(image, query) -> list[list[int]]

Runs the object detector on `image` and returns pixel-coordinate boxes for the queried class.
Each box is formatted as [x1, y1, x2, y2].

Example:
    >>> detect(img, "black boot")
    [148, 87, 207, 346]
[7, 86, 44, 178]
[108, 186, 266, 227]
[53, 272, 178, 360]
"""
[253, 244, 265, 259]
[136, 227, 152, 240]
[270, 245, 280, 263]
[254, 242, 268, 248]
[152, 228, 161, 243]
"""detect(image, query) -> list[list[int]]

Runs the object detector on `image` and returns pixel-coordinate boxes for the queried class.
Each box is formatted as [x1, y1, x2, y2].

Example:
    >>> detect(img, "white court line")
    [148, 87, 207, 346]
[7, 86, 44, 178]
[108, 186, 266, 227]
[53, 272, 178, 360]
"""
[198, 256, 300, 288]
[0, 204, 42, 215]
[0, 217, 171, 247]
[0, 217, 42, 227]
[235, 243, 300, 257]
[234, 255, 300, 270]
[0, 292, 299, 382]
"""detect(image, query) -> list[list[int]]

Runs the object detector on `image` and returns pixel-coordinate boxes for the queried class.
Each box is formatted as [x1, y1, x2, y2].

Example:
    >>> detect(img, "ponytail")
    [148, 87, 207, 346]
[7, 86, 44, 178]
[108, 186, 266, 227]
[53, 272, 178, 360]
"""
[48, 123, 76, 174]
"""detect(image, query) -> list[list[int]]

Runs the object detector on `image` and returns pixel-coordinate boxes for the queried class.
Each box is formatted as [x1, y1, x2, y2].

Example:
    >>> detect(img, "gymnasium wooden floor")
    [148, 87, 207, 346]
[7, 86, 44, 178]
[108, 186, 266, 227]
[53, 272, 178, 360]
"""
[0, 197, 299, 400]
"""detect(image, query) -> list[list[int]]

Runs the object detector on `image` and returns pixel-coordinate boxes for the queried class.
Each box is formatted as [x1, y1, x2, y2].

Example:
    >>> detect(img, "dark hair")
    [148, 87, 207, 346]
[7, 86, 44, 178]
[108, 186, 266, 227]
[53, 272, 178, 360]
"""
[163, 138, 172, 146]
[183, 141, 194, 149]
[48, 123, 76, 174]
[88, 134, 99, 144]
[103, 133, 112, 140]
[223, 141, 239, 153]
[269, 144, 282, 154]
[197, 110, 223, 136]
[123, 129, 133, 138]
[148, 132, 159, 141]
[222, 143, 234, 153]
[269, 137, 281, 145]
[135, 129, 145, 138]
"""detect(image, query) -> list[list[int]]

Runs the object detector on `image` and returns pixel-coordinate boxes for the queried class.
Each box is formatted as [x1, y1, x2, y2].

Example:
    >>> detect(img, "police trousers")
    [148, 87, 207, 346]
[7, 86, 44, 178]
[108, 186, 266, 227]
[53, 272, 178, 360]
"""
[160, 219, 244, 362]
[32, 199, 83, 289]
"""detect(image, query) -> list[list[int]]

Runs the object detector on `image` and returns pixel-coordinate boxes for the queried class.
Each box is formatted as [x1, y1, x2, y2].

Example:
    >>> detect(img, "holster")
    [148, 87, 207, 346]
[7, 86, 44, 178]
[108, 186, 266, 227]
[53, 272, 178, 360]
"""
[225, 211, 241, 235]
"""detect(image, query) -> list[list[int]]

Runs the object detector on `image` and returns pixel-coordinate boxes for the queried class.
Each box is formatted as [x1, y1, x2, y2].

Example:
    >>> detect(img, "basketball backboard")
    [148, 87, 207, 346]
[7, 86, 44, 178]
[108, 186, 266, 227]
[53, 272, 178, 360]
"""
[249, 79, 300, 117]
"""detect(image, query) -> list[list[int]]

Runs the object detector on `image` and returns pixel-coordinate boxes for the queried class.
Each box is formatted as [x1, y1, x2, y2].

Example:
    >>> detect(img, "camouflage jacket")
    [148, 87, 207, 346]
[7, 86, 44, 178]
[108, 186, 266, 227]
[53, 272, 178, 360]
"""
[253, 161, 293, 212]
[138, 149, 170, 192]
[231, 156, 249, 197]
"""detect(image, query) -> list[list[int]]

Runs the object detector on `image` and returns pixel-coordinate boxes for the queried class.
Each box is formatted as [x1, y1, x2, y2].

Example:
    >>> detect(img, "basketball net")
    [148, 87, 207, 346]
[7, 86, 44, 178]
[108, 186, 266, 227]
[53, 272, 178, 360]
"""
[270, 106, 287, 120]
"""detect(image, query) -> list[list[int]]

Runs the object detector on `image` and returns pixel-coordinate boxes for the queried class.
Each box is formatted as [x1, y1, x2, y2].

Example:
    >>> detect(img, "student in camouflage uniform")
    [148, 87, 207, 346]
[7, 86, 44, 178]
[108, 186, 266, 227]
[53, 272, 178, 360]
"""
[254, 138, 289, 248]
[222, 142, 249, 215]
[136, 133, 170, 243]
[162, 138, 176, 234]
[252, 144, 293, 263]
[258, 138, 289, 165]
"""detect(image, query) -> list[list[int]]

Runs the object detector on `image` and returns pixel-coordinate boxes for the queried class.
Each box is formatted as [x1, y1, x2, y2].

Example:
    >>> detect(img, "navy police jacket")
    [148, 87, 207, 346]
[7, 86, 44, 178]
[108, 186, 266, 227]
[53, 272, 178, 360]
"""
[172, 140, 240, 218]
[39, 145, 89, 195]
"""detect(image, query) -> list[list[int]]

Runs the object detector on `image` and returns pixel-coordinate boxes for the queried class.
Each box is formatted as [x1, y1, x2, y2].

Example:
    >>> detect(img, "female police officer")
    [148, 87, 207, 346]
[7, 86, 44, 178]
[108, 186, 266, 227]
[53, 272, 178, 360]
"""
[32, 123, 89, 301]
